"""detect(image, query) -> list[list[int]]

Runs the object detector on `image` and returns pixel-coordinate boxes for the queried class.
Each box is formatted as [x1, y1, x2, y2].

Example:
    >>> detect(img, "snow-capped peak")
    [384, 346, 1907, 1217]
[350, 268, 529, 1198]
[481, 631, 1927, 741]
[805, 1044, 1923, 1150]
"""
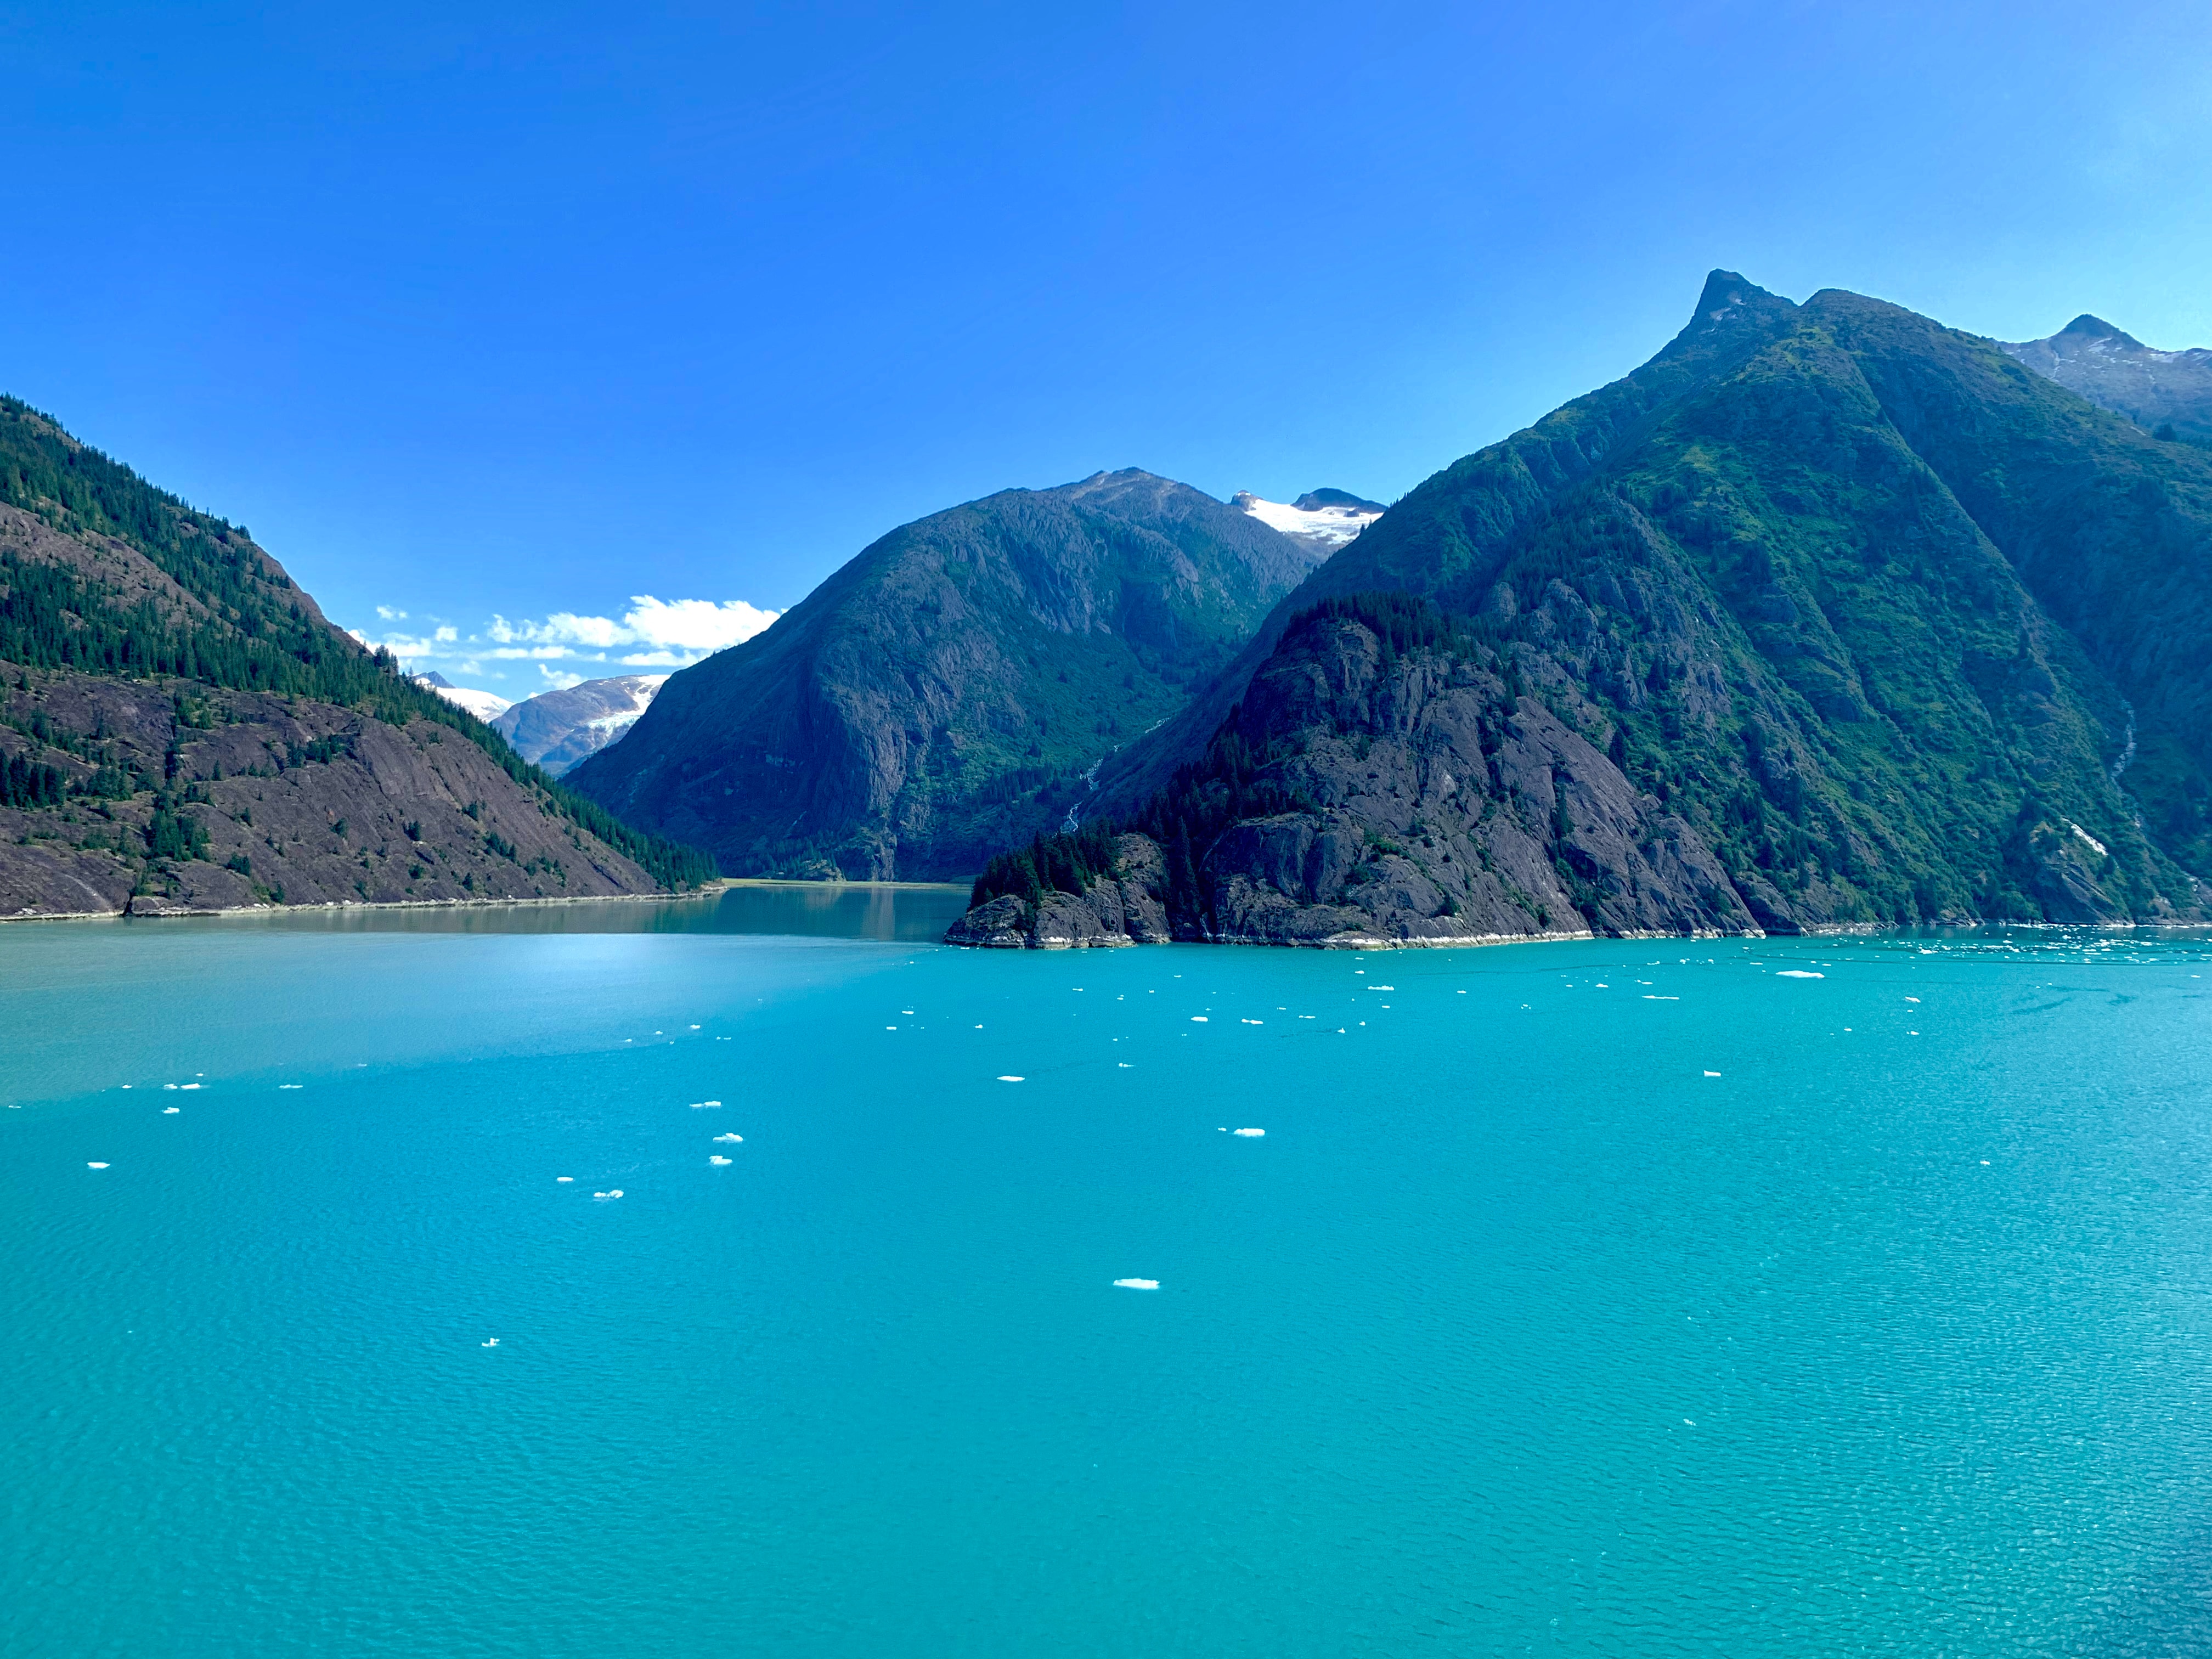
[410, 673, 512, 722]
[1233, 489, 1384, 550]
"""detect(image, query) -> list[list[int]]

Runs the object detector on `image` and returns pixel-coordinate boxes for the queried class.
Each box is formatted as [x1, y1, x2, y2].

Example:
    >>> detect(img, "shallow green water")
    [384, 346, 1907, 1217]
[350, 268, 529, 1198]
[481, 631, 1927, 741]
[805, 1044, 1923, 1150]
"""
[5, 912, 2211, 1655]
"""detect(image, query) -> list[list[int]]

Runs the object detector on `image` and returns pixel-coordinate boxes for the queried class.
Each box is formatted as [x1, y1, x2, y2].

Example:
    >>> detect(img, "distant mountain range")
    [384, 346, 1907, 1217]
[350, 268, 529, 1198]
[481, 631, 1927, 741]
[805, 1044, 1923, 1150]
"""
[493, 674, 668, 775]
[2001, 314, 2212, 444]
[566, 470, 1333, 878]
[0, 399, 708, 917]
[951, 272, 2212, 946]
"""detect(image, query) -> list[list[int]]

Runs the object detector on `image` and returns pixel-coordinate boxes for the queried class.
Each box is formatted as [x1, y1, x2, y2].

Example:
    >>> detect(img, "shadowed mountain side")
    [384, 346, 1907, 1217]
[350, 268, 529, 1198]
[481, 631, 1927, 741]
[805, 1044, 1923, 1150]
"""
[1085, 272, 1808, 824]
[566, 469, 1328, 879]
[960, 275, 2212, 945]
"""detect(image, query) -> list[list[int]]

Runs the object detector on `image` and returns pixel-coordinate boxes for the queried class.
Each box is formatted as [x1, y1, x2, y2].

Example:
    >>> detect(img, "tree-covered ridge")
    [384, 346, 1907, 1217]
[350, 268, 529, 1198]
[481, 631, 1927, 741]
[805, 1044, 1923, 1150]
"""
[987, 276, 2212, 940]
[0, 398, 715, 891]
[571, 468, 1330, 880]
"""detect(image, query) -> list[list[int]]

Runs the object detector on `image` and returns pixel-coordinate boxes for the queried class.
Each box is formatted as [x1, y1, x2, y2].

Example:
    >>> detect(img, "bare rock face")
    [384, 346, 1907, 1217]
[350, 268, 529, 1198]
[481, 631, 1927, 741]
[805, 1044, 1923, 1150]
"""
[941, 833, 1171, 949]
[946, 614, 1763, 950]
[0, 399, 698, 920]
[0, 669, 660, 918]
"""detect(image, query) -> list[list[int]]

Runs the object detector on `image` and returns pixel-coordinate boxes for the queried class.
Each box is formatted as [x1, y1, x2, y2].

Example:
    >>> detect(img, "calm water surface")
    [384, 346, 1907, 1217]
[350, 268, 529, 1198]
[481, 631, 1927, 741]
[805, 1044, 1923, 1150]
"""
[4, 905, 2211, 1656]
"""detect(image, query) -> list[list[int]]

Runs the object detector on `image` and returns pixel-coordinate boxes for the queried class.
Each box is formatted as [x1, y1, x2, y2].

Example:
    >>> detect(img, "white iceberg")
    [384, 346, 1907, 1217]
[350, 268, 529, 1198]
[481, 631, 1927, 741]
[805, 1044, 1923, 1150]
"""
[1112, 1278, 1160, 1290]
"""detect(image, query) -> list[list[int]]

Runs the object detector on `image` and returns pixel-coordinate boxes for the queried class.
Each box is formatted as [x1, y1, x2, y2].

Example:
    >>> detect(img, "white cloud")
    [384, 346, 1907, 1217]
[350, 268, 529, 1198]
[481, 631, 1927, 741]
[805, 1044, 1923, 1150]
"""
[348, 594, 780, 689]
[488, 596, 780, 655]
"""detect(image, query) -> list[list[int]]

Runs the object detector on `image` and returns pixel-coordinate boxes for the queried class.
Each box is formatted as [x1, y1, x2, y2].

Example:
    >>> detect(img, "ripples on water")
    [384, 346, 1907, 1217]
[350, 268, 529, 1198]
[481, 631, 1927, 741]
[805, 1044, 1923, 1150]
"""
[4, 914, 2212, 1656]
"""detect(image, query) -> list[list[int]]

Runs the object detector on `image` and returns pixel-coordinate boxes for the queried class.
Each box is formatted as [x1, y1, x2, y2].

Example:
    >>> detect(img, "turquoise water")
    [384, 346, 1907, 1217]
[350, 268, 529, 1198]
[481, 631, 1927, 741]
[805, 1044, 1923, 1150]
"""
[6, 907, 2212, 1656]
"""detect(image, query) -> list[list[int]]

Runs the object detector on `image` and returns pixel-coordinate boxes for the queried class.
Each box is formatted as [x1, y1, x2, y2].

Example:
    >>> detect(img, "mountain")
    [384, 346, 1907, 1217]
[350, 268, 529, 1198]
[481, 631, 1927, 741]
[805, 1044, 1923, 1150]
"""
[411, 672, 513, 723]
[493, 674, 668, 775]
[2001, 315, 2212, 444]
[566, 469, 1330, 879]
[1232, 489, 1385, 554]
[949, 272, 2212, 947]
[0, 397, 710, 917]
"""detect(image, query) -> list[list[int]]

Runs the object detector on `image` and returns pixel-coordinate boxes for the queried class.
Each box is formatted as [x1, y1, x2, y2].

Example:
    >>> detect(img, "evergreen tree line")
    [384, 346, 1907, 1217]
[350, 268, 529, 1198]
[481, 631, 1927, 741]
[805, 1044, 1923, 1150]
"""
[0, 398, 716, 890]
[0, 750, 66, 809]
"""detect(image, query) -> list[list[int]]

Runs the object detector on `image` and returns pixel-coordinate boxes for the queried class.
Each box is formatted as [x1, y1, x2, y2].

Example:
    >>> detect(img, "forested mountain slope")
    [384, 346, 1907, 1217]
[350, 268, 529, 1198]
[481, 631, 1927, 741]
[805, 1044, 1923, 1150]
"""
[955, 274, 2212, 946]
[0, 398, 708, 917]
[567, 469, 1328, 879]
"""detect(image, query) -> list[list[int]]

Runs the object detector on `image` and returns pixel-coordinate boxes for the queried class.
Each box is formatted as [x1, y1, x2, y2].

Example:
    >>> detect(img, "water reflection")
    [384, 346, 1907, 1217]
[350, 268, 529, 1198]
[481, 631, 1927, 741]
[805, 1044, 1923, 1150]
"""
[133, 882, 974, 942]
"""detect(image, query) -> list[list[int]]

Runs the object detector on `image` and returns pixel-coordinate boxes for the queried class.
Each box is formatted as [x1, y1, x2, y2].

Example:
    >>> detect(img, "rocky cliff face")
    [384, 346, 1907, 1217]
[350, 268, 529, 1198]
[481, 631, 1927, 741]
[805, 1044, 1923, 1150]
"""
[0, 666, 660, 916]
[943, 833, 1172, 947]
[2001, 314, 2212, 444]
[0, 399, 703, 916]
[567, 469, 1328, 881]
[957, 274, 2212, 946]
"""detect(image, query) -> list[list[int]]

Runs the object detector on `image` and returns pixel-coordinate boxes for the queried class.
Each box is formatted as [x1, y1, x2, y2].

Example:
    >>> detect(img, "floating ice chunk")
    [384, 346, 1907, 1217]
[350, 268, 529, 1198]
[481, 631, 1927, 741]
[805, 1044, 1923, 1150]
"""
[1118, 1063, 1132, 1068]
[1368, 986, 1393, 991]
[997, 1075, 1024, 1082]
[163, 1084, 178, 1091]
[1190, 1016, 1207, 1023]
[556, 1176, 574, 1183]
[709, 1155, 732, 1165]
[180, 1083, 201, 1090]
[1703, 1070, 1721, 1077]
[1643, 995, 1679, 1001]
[592, 1189, 624, 1200]
[690, 1024, 701, 1029]
[279, 1084, 303, 1090]
[1112, 1278, 1160, 1290]
[1776, 970, 1824, 979]
[121, 1085, 132, 1090]
[689, 1100, 723, 1109]
[1904, 996, 1920, 1003]
[163, 1107, 180, 1114]
[482, 1338, 500, 1347]
[1232, 1127, 1265, 1137]
[87, 1161, 110, 1169]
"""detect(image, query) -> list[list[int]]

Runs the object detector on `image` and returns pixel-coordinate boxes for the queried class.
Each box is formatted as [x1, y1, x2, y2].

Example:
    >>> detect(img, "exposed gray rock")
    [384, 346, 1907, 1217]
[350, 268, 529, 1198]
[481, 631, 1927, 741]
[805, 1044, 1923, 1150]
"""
[2001, 314, 2212, 444]
[941, 832, 1171, 949]
[948, 616, 1765, 949]
[0, 667, 661, 918]
[493, 674, 668, 775]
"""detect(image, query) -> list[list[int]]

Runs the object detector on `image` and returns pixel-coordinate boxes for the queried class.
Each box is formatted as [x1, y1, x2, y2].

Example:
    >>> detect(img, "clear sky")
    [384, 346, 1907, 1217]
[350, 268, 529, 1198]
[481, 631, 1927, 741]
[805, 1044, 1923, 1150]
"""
[3, 1, 2208, 691]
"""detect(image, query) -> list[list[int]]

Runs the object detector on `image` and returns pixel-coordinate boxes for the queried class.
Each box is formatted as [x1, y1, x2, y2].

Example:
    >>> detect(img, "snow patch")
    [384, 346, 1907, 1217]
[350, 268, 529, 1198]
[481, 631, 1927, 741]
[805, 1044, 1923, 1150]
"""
[1233, 493, 1382, 548]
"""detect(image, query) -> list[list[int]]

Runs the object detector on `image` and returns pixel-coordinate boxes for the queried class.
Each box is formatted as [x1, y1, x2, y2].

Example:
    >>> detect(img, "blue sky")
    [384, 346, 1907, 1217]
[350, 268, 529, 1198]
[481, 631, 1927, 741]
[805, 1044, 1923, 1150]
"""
[3, 1, 2208, 692]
